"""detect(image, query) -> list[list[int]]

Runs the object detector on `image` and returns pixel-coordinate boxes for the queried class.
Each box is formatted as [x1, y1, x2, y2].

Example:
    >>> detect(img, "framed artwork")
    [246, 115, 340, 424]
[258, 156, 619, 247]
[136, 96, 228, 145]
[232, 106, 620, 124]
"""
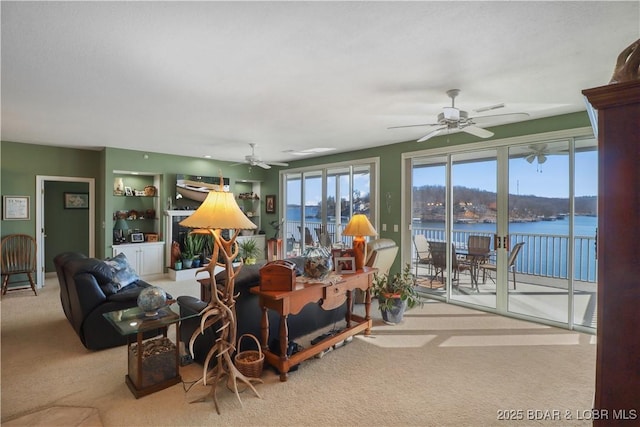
[2, 195, 30, 220]
[265, 194, 276, 214]
[124, 187, 133, 196]
[64, 192, 89, 209]
[336, 256, 356, 274]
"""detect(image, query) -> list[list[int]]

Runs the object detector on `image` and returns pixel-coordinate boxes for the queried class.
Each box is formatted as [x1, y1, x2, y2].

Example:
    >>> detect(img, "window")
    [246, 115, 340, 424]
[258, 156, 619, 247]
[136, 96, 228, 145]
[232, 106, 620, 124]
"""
[281, 159, 378, 255]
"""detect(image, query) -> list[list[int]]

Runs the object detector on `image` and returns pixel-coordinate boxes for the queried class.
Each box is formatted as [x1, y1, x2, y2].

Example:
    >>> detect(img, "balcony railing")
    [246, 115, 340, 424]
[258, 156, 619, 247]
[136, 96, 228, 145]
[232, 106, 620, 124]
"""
[282, 221, 597, 283]
[413, 227, 597, 283]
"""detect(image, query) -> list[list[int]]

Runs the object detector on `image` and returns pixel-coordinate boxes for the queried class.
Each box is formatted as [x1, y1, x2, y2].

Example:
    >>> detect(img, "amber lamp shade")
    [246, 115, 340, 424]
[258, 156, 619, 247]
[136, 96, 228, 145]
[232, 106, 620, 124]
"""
[342, 214, 377, 270]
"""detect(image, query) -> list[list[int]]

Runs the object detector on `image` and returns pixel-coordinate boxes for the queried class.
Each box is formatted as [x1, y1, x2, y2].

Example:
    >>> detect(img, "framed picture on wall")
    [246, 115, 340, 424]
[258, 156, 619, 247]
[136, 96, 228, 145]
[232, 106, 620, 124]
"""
[64, 192, 89, 209]
[265, 194, 276, 214]
[2, 195, 30, 220]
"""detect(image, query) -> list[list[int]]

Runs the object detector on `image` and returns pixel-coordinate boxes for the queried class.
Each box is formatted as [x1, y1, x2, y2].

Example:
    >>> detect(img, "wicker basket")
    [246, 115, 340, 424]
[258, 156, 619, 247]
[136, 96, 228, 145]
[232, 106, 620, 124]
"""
[234, 334, 264, 378]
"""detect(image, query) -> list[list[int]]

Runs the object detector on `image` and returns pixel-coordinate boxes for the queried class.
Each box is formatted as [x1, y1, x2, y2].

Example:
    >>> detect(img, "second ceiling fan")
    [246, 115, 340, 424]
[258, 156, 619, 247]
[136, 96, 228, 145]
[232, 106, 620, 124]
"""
[388, 89, 529, 142]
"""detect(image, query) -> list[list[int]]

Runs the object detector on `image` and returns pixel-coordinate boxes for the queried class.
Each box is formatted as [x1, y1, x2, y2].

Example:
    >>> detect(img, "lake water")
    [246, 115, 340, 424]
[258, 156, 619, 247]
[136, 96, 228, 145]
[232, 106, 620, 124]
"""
[418, 215, 597, 237]
[286, 206, 597, 281]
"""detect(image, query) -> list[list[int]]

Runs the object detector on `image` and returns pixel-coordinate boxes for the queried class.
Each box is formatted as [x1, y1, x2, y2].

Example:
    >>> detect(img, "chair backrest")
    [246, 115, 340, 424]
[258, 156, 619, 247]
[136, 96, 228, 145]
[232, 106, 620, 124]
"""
[427, 241, 447, 268]
[1, 234, 37, 273]
[413, 234, 430, 259]
[508, 242, 526, 267]
[365, 239, 398, 276]
[468, 235, 491, 255]
[297, 226, 315, 246]
[315, 227, 332, 247]
[429, 241, 463, 269]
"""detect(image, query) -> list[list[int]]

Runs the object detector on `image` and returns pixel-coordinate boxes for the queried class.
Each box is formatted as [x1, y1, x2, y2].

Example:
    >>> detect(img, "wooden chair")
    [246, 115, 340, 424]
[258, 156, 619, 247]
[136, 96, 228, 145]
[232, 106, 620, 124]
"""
[479, 242, 525, 289]
[1, 234, 38, 296]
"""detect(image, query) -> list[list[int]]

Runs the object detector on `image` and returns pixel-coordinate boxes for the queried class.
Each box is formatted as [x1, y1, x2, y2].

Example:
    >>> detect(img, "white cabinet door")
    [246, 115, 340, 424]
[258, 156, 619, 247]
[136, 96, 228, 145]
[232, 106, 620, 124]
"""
[138, 243, 164, 276]
[112, 242, 165, 277]
[112, 245, 139, 269]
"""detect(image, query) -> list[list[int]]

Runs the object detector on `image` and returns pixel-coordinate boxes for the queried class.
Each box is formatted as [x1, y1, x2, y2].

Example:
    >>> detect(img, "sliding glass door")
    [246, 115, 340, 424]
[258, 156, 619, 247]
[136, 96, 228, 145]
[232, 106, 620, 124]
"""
[507, 140, 570, 323]
[450, 150, 497, 310]
[407, 131, 597, 331]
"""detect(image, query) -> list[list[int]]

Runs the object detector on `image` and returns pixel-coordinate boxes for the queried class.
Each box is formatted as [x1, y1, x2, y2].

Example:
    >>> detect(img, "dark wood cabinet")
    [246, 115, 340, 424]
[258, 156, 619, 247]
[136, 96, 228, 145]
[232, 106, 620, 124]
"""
[583, 80, 640, 423]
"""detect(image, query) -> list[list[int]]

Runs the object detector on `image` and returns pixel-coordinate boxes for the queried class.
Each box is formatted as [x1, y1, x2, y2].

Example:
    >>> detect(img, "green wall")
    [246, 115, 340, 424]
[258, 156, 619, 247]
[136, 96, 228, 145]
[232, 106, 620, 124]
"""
[1, 111, 590, 274]
[1, 141, 101, 237]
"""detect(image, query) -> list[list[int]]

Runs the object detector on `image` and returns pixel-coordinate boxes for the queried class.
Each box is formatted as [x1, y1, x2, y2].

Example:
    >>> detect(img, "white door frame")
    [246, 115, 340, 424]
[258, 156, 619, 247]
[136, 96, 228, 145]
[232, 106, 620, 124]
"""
[36, 175, 95, 287]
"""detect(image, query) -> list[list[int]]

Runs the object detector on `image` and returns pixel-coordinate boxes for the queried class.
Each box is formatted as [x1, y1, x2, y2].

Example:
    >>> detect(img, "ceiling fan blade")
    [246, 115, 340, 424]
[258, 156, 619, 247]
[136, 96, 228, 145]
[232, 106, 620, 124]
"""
[229, 162, 244, 167]
[268, 161, 289, 167]
[388, 123, 439, 130]
[256, 162, 271, 169]
[474, 103, 505, 113]
[525, 154, 536, 163]
[470, 112, 530, 124]
[417, 127, 445, 142]
[538, 154, 547, 164]
[462, 125, 494, 138]
[529, 142, 548, 152]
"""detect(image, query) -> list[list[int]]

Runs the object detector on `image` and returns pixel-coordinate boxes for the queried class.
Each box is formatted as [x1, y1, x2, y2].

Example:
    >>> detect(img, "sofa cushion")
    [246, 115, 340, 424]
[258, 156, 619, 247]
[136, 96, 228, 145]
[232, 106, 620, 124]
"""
[105, 253, 140, 290]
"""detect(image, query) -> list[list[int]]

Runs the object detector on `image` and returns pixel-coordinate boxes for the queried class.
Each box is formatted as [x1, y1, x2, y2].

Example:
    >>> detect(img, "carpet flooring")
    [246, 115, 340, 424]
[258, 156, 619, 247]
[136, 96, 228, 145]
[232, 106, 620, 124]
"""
[1, 275, 597, 426]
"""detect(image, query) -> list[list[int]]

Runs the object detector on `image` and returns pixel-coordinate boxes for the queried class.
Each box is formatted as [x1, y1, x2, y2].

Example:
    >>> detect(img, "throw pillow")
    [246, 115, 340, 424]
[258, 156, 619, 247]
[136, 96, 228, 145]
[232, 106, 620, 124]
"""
[104, 253, 140, 290]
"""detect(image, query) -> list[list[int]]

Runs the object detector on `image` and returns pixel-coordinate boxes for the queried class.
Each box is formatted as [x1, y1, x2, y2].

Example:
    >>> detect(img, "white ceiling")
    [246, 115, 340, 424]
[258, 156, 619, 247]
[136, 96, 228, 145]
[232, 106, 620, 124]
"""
[2, 2, 638, 164]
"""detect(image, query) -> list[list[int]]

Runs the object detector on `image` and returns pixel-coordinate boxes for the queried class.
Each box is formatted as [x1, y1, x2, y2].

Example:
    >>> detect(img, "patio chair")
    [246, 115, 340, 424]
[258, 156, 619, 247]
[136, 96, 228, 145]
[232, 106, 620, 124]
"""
[479, 242, 525, 289]
[1, 234, 38, 296]
[428, 241, 470, 287]
[297, 226, 315, 246]
[459, 235, 492, 289]
[314, 226, 333, 247]
[413, 234, 432, 277]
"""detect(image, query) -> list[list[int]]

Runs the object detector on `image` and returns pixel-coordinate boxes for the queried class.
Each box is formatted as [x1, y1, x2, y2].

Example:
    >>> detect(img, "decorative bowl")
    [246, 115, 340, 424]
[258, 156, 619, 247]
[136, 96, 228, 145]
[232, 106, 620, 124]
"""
[137, 286, 167, 316]
[303, 246, 333, 280]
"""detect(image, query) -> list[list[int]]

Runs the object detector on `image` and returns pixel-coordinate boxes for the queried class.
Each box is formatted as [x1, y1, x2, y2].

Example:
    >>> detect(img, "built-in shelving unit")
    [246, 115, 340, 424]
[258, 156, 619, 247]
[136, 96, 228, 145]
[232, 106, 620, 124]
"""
[111, 171, 164, 277]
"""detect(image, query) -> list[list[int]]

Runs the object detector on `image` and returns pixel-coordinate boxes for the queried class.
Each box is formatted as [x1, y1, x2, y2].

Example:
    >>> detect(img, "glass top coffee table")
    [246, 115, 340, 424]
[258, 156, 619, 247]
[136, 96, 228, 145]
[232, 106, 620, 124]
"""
[104, 303, 199, 398]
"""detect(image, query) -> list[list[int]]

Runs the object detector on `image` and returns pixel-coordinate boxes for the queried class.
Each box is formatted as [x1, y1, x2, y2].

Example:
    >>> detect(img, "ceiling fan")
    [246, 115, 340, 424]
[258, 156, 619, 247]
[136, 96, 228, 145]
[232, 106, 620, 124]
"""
[525, 143, 550, 165]
[388, 89, 529, 142]
[524, 143, 567, 163]
[231, 143, 289, 169]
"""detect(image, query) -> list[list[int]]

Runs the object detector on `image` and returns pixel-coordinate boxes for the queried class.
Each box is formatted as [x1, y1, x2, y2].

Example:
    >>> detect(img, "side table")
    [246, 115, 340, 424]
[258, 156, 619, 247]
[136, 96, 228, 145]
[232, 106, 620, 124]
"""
[103, 303, 198, 398]
[250, 267, 376, 381]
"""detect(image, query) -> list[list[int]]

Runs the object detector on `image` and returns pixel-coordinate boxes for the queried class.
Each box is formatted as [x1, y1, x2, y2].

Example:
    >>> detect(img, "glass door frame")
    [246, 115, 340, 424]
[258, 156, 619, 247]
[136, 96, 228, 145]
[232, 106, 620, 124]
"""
[402, 126, 595, 331]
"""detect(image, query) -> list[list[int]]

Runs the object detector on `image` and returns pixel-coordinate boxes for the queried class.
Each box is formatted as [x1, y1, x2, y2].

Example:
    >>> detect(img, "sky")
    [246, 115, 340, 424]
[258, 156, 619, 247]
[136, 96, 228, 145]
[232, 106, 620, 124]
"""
[415, 151, 597, 198]
[287, 150, 597, 205]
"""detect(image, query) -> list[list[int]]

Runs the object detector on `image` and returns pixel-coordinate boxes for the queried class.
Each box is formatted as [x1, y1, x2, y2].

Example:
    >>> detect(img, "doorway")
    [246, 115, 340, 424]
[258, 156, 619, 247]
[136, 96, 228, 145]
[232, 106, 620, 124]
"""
[36, 175, 95, 287]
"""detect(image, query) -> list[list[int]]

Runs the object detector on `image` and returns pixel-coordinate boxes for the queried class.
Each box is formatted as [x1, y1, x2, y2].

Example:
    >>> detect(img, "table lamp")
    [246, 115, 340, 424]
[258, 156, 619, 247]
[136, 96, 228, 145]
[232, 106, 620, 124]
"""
[342, 214, 377, 270]
[113, 218, 129, 244]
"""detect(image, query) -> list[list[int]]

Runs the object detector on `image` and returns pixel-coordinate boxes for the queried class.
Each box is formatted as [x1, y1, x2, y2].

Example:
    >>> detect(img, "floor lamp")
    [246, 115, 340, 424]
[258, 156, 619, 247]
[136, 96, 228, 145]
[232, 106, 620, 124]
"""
[179, 185, 261, 413]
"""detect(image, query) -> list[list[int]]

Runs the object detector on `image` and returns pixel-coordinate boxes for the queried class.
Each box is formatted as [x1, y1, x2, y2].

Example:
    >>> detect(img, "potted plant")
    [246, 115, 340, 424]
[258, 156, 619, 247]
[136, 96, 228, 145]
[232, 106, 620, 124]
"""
[238, 238, 260, 265]
[182, 233, 204, 269]
[371, 263, 422, 324]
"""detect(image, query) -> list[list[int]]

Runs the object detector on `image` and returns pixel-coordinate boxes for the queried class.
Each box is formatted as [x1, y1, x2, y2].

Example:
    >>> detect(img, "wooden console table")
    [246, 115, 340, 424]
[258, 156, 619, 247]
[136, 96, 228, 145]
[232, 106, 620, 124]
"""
[250, 267, 376, 381]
